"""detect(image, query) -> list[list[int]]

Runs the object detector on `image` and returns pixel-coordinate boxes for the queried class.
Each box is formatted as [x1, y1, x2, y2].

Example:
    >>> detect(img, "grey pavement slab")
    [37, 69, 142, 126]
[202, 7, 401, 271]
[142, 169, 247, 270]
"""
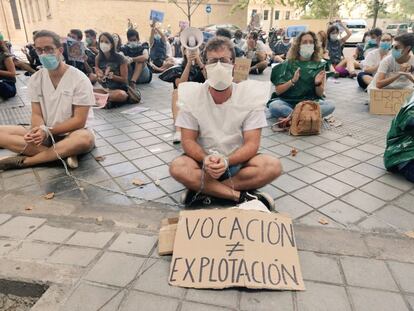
[275, 195, 313, 219]
[0, 239, 20, 256]
[109, 232, 157, 256]
[299, 251, 343, 284]
[319, 200, 367, 225]
[134, 259, 186, 298]
[394, 193, 414, 212]
[0, 216, 46, 239]
[240, 290, 293, 311]
[348, 287, 409, 311]
[120, 291, 179, 311]
[66, 231, 115, 248]
[361, 181, 404, 201]
[0, 214, 11, 224]
[387, 261, 414, 294]
[186, 288, 239, 308]
[8, 241, 58, 260]
[181, 301, 232, 311]
[340, 190, 385, 213]
[365, 235, 414, 264]
[27, 225, 75, 243]
[292, 186, 335, 208]
[85, 252, 146, 287]
[296, 281, 351, 311]
[48, 246, 100, 267]
[314, 177, 354, 197]
[62, 283, 121, 311]
[373, 205, 414, 231]
[341, 256, 398, 291]
[289, 167, 326, 184]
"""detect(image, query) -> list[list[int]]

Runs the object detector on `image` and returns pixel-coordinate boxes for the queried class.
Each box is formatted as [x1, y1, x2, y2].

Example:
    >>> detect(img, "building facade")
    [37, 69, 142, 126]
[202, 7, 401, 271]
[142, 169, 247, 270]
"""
[0, 0, 248, 44]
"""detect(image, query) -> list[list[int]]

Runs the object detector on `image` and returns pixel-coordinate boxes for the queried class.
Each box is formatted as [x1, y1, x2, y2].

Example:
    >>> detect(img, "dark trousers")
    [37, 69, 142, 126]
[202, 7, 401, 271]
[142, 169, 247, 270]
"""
[0, 80, 16, 99]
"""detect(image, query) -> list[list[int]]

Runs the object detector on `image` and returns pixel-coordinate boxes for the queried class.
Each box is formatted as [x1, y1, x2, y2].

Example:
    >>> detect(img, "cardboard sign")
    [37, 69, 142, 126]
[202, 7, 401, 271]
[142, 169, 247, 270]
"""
[66, 39, 85, 63]
[150, 10, 164, 23]
[233, 58, 252, 83]
[169, 209, 305, 290]
[93, 92, 109, 108]
[369, 88, 413, 115]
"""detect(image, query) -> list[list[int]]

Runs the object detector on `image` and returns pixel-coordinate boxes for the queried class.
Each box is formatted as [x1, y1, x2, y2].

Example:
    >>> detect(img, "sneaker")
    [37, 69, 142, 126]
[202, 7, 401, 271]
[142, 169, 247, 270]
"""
[239, 190, 275, 211]
[0, 155, 26, 171]
[67, 155, 79, 169]
[173, 131, 181, 144]
[180, 189, 212, 206]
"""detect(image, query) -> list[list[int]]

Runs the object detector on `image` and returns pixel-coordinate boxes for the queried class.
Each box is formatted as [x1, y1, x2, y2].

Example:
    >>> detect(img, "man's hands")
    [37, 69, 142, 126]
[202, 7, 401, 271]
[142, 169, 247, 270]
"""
[399, 71, 414, 83]
[24, 127, 47, 146]
[204, 155, 228, 180]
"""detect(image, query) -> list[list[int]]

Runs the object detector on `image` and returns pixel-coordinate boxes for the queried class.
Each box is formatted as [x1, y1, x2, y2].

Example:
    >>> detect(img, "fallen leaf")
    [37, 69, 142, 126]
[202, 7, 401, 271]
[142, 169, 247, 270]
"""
[318, 218, 329, 225]
[405, 231, 414, 239]
[154, 179, 161, 186]
[290, 148, 298, 157]
[44, 192, 55, 200]
[96, 216, 103, 225]
[132, 178, 145, 186]
[25, 206, 34, 211]
[95, 156, 105, 161]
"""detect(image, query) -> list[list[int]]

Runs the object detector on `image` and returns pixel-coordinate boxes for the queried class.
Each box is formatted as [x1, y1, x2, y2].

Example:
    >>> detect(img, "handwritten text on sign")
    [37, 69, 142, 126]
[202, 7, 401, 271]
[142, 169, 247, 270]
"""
[370, 89, 413, 115]
[169, 209, 305, 290]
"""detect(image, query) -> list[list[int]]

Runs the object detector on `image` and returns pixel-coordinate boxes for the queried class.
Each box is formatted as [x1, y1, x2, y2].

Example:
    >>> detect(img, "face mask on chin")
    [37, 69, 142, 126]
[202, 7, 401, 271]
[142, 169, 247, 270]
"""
[205, 61, 234, 91]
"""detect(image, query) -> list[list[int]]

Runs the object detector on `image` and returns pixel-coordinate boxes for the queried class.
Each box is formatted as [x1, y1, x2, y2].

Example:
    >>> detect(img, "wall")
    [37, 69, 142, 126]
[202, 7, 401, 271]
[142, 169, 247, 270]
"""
[1, 0, 247, 45]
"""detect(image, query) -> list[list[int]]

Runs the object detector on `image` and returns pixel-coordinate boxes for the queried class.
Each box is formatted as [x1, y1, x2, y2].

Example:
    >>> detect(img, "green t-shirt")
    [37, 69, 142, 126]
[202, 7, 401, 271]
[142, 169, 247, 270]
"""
[384, 93, 414, 170]
[268, 60, 326, 106]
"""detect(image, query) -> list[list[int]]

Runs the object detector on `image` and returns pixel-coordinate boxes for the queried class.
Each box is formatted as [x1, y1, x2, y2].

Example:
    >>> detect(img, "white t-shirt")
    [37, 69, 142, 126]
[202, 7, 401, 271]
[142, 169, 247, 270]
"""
[29, 66, 95, 128]
[242, 41, 267, 61]
[361, 48, 389, 73]
[232, 38, 246, 50]
[176, 80, 269, 156]
[368, 54, 414, 93]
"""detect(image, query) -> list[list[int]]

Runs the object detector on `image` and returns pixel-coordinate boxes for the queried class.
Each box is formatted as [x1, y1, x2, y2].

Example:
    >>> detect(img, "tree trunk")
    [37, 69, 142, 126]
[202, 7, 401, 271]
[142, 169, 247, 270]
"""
[187, 0, 191, 26]
[372, 0, 379, 28]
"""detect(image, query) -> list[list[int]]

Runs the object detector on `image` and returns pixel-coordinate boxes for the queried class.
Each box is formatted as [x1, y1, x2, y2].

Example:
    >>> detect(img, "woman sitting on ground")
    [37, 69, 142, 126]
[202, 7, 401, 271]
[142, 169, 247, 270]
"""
[317, 30, 336, 75]
[357, 33, 392, 90]
[0, 37, 16, 100]
[326, 21, 355, 77]
[267, 31, 335, 122]
[162, 47, 205, 144]
[384, 93, 414, 183]
[95, 32, 129, 104]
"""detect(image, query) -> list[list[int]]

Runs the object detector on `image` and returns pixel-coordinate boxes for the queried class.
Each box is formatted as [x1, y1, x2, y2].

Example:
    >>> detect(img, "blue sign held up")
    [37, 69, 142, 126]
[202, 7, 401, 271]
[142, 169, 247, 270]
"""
[150, 10, 165, 23]
[205, 4, 212, 14]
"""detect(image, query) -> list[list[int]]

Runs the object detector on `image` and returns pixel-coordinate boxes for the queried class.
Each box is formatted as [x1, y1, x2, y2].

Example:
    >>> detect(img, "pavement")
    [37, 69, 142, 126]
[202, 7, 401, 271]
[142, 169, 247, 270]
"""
[0, 68, 413, 311]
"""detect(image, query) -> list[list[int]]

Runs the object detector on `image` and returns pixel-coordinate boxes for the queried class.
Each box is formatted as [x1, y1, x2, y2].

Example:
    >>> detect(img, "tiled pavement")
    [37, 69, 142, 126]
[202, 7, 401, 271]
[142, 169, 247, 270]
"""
[1, 70, 414, 310]
[1, 71, 413, 234]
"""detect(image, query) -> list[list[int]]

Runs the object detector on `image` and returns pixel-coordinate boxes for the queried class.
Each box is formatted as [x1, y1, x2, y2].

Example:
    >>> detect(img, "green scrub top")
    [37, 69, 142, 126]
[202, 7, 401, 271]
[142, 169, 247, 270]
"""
[268, 60, 326, 106]
[384, 93, 414, 170]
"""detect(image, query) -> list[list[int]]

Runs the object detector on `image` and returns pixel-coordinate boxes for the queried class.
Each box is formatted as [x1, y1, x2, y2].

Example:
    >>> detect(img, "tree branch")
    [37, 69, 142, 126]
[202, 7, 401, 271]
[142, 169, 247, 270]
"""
[169, 0, 189, 17]
[190, 0, 204, 15]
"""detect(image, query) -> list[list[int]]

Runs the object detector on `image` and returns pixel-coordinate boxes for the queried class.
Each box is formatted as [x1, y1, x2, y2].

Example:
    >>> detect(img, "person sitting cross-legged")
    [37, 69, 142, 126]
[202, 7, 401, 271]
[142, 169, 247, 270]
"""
[0, 30, 95, 171]
[169, 37, 282, 210]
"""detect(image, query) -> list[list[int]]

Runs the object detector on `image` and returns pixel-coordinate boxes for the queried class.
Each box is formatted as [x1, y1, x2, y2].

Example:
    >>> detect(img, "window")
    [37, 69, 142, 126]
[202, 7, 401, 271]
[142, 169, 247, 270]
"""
[35, 0, 41, 21]
[264, 10, 269, 21]
[285, 11, 290, 20]
[45, 0, 51, 18]
[9, 0, 21, 29]
[275, 10, 280, 20]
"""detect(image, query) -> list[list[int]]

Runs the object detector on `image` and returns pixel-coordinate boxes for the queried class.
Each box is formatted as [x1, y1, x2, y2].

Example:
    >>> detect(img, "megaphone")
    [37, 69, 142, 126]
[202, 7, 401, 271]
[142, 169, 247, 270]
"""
[180, 27, 203, 65]
[180, 27, 203, 51]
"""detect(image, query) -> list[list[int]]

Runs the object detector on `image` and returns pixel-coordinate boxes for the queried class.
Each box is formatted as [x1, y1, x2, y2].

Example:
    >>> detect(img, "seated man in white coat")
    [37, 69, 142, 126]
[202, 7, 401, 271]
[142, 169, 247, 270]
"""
[0, 30, 95, 171]
[169, 36, 282, 210]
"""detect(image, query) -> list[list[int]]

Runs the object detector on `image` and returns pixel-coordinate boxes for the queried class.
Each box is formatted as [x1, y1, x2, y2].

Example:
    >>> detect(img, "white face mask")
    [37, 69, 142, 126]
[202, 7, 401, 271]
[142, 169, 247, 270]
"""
[100, 42, 111, 53]
[205, 61, 234, 91]
[299, 44, 314, 60]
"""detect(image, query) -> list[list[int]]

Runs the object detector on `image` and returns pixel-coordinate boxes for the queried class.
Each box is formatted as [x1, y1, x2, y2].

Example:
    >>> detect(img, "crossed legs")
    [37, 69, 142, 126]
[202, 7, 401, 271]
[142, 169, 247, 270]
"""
[170, 154, 282, 201]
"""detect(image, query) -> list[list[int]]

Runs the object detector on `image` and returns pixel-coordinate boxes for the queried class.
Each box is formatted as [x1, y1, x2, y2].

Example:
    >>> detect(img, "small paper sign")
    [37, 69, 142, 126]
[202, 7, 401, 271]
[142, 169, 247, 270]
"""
[150, 10, 164, 23]
[369, 89, 413, 115]
[233, 58, 252, 83]
[66, 38, 85, 63]
[94, 92, 109, 108]
[179, 21, 189, 30]
[169, 209, 305, 290]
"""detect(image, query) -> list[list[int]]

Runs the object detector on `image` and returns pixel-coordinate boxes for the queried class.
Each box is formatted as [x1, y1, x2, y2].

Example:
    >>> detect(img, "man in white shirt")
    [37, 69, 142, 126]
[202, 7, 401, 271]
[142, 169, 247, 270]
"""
[0, 30, 95, 171]
[242, 31, 269, 74]
[368, 33, 414, 93]
[169, 37, 282, 210]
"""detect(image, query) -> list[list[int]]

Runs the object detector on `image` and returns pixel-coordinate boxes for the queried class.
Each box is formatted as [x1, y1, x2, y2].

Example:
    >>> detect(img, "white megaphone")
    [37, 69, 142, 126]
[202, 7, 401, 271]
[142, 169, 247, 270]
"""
[180, 27, 203, 65]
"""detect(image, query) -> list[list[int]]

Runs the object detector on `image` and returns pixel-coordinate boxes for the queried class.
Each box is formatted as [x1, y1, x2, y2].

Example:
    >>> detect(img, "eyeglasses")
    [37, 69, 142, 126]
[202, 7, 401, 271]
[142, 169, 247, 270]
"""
[206, 57, 232, 65]
[35, 46, 56, 55]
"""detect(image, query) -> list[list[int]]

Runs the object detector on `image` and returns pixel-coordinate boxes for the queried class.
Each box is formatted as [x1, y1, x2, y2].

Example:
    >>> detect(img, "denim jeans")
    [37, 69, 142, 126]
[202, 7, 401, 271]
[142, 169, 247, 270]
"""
[399, 160, 414, 183]
[268, 99, 335, 119]
[0, 80, 16, 99]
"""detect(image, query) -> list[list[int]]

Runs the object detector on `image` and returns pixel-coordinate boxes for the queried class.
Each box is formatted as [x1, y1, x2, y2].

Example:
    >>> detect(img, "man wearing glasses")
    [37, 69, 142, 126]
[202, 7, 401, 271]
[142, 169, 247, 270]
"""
[0, 30, 95, 171]
[169, 36, 282, 211]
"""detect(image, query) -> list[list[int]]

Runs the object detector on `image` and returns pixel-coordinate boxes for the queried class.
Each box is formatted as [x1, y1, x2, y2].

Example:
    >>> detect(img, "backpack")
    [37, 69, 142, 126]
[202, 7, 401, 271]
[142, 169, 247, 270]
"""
[289, 101, 321, 136]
